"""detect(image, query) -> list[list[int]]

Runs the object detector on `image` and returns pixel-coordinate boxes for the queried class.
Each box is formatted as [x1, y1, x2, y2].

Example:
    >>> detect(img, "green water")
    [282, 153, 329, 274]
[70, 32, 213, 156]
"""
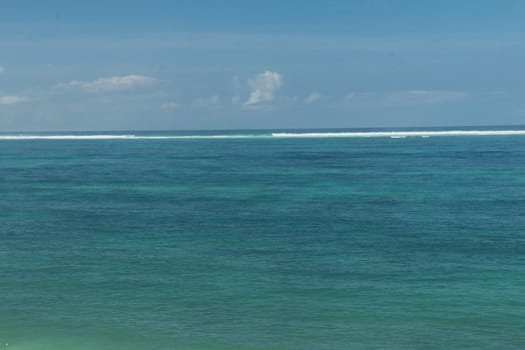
[2, 131, 525, 349]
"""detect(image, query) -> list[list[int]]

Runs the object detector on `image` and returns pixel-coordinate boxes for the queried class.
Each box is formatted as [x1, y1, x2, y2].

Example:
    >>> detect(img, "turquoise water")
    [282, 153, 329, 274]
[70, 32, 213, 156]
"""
[2, 129, 525, 349]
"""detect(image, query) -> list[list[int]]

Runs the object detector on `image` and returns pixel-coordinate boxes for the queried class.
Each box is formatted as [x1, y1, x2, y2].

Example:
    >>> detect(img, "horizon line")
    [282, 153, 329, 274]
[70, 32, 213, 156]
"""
[2, 123, 525, 134]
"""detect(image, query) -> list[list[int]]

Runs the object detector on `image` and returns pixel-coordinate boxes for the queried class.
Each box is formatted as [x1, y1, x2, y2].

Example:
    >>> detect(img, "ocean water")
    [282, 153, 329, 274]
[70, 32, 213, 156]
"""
[2, 127, 525, 349]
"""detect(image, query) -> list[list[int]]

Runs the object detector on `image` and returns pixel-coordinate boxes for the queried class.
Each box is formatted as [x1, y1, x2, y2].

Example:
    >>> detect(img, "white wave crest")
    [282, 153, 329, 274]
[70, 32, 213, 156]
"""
[0, 135, 137, 140]
[0, 134, 264, 140]
[2, 129, 525, 140]
[271, 130, 525, 138]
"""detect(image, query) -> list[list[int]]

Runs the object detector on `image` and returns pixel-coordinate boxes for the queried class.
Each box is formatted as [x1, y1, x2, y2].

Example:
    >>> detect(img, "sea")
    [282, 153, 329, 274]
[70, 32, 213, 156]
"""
[1, 126, 525, 349]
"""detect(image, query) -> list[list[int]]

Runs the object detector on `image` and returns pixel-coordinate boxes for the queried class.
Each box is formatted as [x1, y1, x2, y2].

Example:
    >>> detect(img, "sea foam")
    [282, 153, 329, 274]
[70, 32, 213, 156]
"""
[271, 130, 525, 138]
[0, 134, 260, 140]
[2, 130, 525, 140]
[0, 135, 137, 140]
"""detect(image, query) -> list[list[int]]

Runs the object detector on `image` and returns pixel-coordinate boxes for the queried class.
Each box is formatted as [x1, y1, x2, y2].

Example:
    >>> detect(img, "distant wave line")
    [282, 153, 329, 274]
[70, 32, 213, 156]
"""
[0, 135, 137, 140]
[0, 134, 264, 140]
[2, 130, 525, 140]
[271, 130, 525, 138]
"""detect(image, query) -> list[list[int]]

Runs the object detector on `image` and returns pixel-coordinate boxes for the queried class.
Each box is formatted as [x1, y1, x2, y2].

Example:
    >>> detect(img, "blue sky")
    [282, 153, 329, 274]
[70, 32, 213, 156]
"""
[1, 0, 525, 131]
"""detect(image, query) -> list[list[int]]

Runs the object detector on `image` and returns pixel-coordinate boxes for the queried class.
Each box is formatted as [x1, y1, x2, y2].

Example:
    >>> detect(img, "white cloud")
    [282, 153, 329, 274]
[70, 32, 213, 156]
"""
[344, 92, 374, 104]
[383, 90, 467, 106]
[0, 66, 4, 75]
[56, 74, 157, 92]
[304, 92, 321, 104]
[193, 95, 219, 107]
[160, 102, 181, 110]
[345, 90, 467, 107]
[244, 70, 282, 106]
[0, 95, 28, 105]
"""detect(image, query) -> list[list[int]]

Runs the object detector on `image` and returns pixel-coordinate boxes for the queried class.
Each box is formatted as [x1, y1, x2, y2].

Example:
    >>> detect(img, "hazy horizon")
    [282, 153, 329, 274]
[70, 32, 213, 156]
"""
[3, 124, 525, 136]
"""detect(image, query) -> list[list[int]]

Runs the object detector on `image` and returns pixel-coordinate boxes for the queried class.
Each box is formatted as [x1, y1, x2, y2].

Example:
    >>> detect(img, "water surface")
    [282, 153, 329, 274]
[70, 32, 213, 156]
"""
[2, 128, 525, 349]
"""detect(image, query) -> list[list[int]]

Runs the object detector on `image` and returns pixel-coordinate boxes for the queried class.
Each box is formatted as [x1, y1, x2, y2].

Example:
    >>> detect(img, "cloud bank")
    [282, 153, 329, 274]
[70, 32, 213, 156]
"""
[0, 95, 27, 105]
[383, 90, 467, 106]
[160, 102, 181, 110]
[193, 95, 219, 107]
[345, 90, 467, 107]
[305, 92, 321, 104]
[56, 74, 157, 92]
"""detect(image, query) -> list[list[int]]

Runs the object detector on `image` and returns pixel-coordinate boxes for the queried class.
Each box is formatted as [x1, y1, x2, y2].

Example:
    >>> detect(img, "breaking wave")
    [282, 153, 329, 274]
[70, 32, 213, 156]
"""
[2, 129, 525, 140]
[0, 134, 263, 140]
[271, 130, 525, 138]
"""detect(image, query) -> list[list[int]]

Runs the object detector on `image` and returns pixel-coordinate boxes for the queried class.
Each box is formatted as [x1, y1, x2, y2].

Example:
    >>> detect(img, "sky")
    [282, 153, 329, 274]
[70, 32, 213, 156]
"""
[1, 0, 525, 131]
